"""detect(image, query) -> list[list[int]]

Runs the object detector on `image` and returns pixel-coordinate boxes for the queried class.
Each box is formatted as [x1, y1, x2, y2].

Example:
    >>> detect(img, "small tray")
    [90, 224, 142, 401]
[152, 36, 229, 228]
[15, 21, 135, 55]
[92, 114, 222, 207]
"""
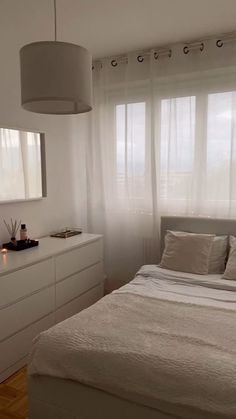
[2, 239, 39, 251]
[50, 229, 82, 238]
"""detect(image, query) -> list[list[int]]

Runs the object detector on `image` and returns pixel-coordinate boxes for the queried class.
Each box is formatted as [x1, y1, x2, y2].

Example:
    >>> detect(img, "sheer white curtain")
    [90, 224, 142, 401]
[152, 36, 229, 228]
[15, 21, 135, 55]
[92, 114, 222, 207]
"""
[159, 86, 236, 217]
[87, 41, 236, 290]
[0, 128, 42, 201]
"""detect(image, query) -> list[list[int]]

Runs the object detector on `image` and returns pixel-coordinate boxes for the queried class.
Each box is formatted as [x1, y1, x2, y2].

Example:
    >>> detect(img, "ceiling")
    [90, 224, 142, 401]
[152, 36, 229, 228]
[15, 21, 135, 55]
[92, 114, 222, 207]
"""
[2, 0, 236, 59]
[57, 0, 236, 58]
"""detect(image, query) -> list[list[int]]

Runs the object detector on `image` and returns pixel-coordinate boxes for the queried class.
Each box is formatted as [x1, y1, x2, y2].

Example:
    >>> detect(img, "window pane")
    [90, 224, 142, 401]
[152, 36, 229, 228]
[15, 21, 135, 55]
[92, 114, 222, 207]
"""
[116, 102, 145, 176]
[116, 102, 146, 203]
[160, 96, 196, 208]
[206, 91, 236, 203]
[127, 102, 146, 177]
[116, 104, 126, 177]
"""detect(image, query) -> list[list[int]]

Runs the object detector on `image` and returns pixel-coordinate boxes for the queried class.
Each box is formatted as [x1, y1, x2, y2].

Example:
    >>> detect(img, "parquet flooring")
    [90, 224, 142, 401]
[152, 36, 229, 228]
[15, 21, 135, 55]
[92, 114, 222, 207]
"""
[0, 367, 28, 419]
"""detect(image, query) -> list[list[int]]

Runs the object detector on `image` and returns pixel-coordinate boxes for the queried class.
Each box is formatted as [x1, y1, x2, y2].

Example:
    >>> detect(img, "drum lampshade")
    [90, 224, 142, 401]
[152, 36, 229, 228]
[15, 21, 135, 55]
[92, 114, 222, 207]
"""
[20, 41, 92, 114]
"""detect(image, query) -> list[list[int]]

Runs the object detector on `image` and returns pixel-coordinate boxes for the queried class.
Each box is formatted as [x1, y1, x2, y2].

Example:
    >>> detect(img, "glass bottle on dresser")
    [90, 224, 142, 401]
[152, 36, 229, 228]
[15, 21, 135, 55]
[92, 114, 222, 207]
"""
[20, 224, 28, 241]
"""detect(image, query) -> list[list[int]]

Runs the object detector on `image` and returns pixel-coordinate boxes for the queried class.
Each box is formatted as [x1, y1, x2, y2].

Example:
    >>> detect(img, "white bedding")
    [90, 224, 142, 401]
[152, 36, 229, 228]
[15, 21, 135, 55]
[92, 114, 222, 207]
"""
[29, 266, 236, 419]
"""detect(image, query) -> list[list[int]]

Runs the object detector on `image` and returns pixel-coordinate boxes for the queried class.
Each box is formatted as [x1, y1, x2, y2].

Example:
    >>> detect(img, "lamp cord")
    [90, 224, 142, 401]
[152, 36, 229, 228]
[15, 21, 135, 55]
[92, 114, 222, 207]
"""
[54, 0, 57, 41]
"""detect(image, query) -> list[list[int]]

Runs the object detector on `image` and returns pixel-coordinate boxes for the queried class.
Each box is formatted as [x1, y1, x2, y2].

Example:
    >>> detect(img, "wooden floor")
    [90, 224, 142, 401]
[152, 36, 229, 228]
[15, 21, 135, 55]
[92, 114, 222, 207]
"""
[0, 368, 28, 419]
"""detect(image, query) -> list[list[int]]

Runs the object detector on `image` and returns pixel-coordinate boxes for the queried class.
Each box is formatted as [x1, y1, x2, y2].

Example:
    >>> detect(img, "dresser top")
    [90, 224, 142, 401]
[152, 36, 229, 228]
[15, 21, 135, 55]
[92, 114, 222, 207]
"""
[0, 233, 103, 275]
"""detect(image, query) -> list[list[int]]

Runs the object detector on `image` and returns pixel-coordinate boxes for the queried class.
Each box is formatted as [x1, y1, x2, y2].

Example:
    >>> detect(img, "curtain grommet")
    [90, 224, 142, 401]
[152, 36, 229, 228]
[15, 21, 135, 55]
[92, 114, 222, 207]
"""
[137, 55, 144, 63]
[216, 39, 223, 48]
[183, 46, 189, 54]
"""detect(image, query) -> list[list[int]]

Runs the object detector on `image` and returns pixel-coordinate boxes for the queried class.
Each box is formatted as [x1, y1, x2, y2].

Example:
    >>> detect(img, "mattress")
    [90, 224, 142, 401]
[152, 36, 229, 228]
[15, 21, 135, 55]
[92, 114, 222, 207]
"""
[28, 266, 236, 419]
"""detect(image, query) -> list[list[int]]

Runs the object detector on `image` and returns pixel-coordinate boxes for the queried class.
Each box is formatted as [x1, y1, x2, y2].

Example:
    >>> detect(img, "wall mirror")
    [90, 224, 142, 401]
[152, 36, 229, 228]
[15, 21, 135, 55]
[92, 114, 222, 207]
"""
[0, 127, 46, 203]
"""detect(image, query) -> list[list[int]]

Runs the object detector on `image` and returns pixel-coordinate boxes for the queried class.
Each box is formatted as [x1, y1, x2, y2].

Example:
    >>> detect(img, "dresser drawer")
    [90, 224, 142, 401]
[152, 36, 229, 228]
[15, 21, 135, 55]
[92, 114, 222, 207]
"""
[56, 262, 103, 309]
[55, 284, 104, 323]
[55, 239, 103, 281]
[0, 313, 54, 375]
[0, 286, 54, 342]
[0, 258, 54, 309]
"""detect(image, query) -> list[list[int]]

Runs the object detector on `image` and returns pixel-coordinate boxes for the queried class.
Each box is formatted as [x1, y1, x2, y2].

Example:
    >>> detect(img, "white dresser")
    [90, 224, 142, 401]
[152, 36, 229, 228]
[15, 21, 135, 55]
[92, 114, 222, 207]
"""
[0, 234, 104, 382]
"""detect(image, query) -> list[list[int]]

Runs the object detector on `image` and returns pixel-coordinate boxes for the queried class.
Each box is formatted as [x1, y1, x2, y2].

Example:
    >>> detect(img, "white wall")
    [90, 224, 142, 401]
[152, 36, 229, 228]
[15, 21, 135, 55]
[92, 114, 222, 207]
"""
[0, 0, 85, 243]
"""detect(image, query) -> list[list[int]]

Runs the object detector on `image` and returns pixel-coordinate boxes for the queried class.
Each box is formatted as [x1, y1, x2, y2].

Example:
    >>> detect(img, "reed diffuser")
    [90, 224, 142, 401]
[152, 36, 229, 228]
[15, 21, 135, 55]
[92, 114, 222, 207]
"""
[4, 219, 21, 245]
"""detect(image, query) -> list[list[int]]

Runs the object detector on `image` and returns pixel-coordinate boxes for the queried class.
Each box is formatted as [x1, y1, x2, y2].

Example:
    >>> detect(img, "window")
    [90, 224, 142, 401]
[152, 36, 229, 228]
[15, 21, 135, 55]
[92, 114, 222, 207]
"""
[0, 128, 46, 202]
[114, 90, 236, 217]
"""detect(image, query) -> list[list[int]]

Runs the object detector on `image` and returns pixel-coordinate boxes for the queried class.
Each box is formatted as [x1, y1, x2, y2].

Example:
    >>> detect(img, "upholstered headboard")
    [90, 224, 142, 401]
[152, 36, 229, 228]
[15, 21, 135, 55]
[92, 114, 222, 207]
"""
[161, 216, 236, 254]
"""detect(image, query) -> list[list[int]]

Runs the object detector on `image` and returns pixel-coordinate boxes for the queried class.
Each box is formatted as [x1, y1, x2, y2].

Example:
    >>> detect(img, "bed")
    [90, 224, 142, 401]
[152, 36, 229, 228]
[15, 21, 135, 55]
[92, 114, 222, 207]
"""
[28, 216, 236, 419]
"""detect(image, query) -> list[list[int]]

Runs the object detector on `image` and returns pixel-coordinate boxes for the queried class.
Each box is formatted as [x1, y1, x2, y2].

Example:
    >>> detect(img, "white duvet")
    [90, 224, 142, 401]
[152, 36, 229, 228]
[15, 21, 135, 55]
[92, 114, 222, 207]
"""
[29, 266, 236, 419]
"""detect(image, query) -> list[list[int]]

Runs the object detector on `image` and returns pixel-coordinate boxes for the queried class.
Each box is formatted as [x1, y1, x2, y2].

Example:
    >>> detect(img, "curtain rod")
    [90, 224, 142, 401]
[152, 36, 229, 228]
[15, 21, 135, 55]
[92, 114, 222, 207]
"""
[93, 31, 236, 69]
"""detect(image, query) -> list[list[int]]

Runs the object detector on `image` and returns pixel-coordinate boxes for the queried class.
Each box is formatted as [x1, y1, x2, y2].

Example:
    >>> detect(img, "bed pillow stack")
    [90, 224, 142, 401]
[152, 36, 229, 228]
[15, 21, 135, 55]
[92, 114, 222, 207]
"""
[160, 230, 228, 275]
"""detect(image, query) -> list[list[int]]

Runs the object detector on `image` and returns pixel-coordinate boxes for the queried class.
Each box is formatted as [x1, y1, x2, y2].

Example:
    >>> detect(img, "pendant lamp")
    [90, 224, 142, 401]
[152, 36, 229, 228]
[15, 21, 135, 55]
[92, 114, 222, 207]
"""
[20, 0, 92, 114]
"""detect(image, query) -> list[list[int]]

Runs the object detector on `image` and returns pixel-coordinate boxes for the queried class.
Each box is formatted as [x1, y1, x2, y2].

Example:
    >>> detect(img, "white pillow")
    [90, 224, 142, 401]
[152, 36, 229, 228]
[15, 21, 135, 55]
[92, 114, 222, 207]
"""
[222, 236, 236, 280]
[160, 230, 215, 275]
[208, 235, 228, 274]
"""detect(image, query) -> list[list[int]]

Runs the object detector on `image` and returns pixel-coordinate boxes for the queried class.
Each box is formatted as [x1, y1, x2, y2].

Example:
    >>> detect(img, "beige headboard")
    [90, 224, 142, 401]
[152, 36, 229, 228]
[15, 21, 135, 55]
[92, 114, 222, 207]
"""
[161, 216, 236, 254]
